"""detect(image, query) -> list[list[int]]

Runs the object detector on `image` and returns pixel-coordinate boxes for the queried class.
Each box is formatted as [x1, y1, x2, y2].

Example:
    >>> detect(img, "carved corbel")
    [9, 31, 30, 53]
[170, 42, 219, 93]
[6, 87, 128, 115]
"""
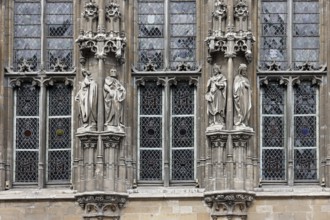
[105, 1, 121, 22]
[208, 133, 228, 148]
[232, 133, 252, 148]
[83, 0, 98, 21]
[204, 192, 255, 220]
[189, 77, 199, 86]
[135, 77, 146, 87]
[75, 193, 128, 218]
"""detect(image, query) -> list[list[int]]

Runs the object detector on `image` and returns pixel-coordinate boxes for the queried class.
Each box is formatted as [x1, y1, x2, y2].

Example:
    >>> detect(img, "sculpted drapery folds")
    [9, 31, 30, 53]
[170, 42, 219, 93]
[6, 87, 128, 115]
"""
[104, 69, 126, 132]
[75, 68, 98, 132]
[233, 63, 252, 130]
[205, 64, 227, 129]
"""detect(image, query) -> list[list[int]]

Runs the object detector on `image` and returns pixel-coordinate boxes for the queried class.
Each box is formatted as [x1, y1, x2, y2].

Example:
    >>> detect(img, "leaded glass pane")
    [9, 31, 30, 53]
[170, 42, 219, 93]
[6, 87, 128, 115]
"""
[48, 150, 71, 181]
[261, 82, 285, 181]
[172, 83, 194, 115]
[170, 1, 196, 70]
[262, 149, 285, 180]
[14, 2, 41, 71]
[262, 117, 284, 147]
[294, 116, 316, 147]
[294, 82, 316, 114]
[48, 118, 71, 149]
[260, 1, 287, 69]
[16, 118, 39, 150]
[48, 83, 72, 116]
[46, 2, 73, 71]
[171, 149, 194, 180]
[140, 150, 162, 180]
[16, 83, 39, 116]
[138, 1, 164, 70]
[140, 83, 163, 115]
[15, 151, 38, 182]
[140, 117, 162, 148]
[261, 83, 285, 115]
[294, 149, 317, 180]
[293, 0, 319, 67]
[172, 117, 194, 148]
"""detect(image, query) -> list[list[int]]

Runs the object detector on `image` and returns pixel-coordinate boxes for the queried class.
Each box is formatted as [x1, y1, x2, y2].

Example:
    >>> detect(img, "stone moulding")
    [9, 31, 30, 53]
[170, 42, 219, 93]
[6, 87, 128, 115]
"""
[75, 192, 128, 219]
[204, 191, 255, 220]
[206, 130, 254, 148]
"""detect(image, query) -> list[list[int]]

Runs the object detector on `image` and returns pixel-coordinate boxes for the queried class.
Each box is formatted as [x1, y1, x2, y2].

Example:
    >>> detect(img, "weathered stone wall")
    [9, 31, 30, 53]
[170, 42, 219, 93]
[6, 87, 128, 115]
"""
[1, 197, 330, 220]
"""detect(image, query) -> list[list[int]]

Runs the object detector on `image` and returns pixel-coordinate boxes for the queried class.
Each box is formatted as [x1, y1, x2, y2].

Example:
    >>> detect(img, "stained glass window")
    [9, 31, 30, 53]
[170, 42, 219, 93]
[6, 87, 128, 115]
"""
[261, 81, 319, 182]
[14, 82, 72, 184]
[260, 0, 319, 69]
[14, 0, 73, 72]
[15, 83, 40, 182]
[293, 82, 318, 180]
[171, 83, 195, 180]
[137, 0, 196, 71]
[139, 82, 164, 181]
[261, 82, 286, 180]
[138, 81, 196, 183]
[47, 83, 72, 182]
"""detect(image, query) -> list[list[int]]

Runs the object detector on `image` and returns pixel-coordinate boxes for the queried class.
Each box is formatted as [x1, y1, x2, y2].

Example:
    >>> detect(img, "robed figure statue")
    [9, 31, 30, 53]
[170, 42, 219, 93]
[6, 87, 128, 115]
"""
[205, 64, 227, 129]
[233, 63, 252, 130]
[104, 70, 126, 132]
[75, 68, 98, 132]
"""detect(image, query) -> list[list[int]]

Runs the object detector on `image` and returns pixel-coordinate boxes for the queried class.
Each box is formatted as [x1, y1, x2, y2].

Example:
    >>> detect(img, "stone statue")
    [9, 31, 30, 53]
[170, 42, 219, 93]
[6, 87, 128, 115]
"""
[205, 64, 227, 129]
[75, 68, 98, 132]
[104, 69, 126, 132]
[233, 63, 252, 130]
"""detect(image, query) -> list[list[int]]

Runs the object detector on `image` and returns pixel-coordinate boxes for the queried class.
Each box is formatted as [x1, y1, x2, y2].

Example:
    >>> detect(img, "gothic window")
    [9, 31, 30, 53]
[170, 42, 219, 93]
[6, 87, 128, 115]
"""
[137, 0, 197, 70]
[138, 81, 196, 183]
[14, 82, 72, 184]
[260, 80, 319, 182]
[14, 0, 73, 71]
[260, 0, 320, 69]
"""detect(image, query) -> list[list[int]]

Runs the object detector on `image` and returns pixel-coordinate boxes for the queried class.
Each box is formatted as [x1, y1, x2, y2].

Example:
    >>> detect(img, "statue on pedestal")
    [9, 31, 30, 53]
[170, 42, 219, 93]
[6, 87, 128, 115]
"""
[75, 68, 98, 132]
[104, 68, 126, 132]
[233, 63, 252, 130]
[205, 64, 227, 130]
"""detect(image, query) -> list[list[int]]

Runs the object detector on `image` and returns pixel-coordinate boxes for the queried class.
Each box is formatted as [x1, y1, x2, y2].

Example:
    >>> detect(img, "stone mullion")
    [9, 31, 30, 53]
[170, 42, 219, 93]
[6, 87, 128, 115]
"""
[163, 78, 170, 186]
[38, 79, 47, 188]
[40, 0, 46, 70]
[287, 77, 294, 186]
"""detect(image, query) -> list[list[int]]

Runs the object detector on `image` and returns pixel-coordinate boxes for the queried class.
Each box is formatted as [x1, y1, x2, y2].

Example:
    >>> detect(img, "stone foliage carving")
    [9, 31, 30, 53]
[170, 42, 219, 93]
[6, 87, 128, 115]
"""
[76, 193, 127, 218]
[204, 192, 255, 220]
[233, 64, 252, 131]
[205, 64, 227, 130]
[75, 69, 98, 132]
[104, 69, 126, 132]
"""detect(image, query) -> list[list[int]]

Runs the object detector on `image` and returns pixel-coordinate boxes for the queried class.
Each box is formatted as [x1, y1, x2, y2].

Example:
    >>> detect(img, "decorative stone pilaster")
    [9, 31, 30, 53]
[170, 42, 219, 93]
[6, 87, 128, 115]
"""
[204, 191, 255, 220]
[75, 192, 128, 220]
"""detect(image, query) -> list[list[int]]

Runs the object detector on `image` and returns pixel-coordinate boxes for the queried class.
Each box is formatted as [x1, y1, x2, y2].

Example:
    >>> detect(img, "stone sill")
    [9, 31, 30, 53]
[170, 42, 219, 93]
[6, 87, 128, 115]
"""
[254, 185, 330, 198]
[0, 186, 330, 201]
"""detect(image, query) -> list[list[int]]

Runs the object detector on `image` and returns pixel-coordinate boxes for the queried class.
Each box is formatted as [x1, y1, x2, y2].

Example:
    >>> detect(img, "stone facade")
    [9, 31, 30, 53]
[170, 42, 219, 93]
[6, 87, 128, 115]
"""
[0, 0, 330, 219]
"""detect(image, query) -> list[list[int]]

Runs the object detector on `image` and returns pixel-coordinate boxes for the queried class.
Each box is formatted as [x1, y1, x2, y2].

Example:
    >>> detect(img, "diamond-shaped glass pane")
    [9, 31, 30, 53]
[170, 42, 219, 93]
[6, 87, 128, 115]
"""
[140, 83, 163, 115]
[48, 150, 71, 181]
[262, 149, 285, 180]
[263, 117, 284, 148]
[48, 118, 71, 149]
[16, 118, 39, 150]
[15, 151, 38, 183]
[172, 117, 194, 148]
[294, 116, 316, 147]
[140, 117, 162, 148]
[172, 83, 194, 115]
[49, 83, 72, 116]
[262, 83, 285, 115]
[294, 82, 316, 114]
[294, 149, 317, 180]
[171, 149, 194, 180]
[140, 150, 162, 181]
[16, 83, 39, 116]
